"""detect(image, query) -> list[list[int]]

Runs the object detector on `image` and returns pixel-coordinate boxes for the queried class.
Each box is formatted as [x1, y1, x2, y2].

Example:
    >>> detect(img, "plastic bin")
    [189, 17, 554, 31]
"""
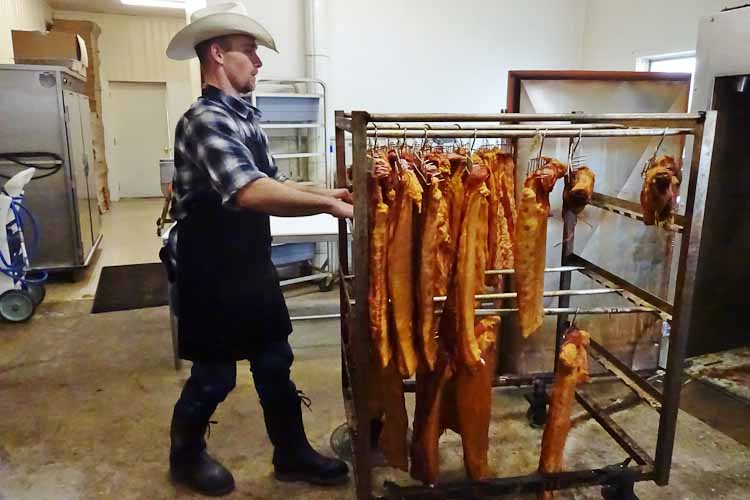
[159, 159, 174, 196]
[256, 95, 320, 123]
[271, 242, 316, 267]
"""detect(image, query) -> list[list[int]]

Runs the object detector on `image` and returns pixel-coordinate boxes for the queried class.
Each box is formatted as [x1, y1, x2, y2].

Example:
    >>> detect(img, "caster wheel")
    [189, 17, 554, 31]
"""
[23, 283, 46, 306]
[602, 481, 639, 500]
[0, 289, 36, 323]
[318, 276, 334, 292]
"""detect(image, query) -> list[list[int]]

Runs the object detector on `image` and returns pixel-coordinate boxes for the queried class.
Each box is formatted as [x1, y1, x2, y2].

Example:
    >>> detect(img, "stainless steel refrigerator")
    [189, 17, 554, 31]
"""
[0, 64, 101, 272]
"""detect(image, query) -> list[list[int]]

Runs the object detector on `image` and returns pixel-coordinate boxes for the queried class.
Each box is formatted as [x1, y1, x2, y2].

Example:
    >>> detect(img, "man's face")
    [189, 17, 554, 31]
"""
[222, 35, 263, 94]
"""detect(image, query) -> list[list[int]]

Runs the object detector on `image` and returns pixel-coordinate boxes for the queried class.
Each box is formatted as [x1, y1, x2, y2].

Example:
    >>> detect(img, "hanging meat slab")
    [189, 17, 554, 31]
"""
[417, 178, 449, 371]
[411, 316, 500, 485]
[453, 316, 500, 480]
[387, 167, 423, 378]
[484, 156, 501, 287]
[453, 164, 491, 369]
[368, 169, 392, 368]
[563, 166, 595, 214]
[432, 155, 454, 298]
[496, 172, 515, 272]
[640, 155, 681, 226]
[497, 152, 518, 235]
[445, 154, 468, 256]
[377, 359, 410, 472]
[538, 326, 590, 499]
[514, 159, 567, 338]
[410, 349, 454, 484]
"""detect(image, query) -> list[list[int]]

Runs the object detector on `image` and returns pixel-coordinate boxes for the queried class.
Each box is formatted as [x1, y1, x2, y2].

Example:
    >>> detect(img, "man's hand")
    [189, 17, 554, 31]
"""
[330, 188, 353, 204]
[284, 181, 353, 204]
[328, 199, 354, 219]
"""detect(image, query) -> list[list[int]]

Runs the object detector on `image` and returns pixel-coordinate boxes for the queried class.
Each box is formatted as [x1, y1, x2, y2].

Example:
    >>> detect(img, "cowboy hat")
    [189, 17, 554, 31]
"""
[167, 1, 277, 60]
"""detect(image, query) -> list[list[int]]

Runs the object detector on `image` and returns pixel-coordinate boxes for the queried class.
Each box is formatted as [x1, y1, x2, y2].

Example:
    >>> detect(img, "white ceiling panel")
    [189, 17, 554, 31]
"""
[49, 0, 184, 18]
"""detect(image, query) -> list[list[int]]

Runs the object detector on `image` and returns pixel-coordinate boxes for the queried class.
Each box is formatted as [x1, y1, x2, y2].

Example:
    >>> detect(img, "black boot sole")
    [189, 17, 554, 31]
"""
[170, 470, 236, 497]
[274, 470, 350, 486]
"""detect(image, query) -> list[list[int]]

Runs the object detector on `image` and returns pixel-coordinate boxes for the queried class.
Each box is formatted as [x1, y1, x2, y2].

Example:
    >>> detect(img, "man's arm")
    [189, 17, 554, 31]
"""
[283, 180, 353, 204]
[235, 178, 353, 218]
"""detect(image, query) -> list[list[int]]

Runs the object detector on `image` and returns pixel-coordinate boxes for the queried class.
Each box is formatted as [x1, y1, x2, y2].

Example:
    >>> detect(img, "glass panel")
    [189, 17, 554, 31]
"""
[650, 57, 697, 75]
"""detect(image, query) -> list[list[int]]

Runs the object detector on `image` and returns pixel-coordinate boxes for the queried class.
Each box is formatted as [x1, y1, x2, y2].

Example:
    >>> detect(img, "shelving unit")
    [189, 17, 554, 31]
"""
[252, 78, 335, 291]
[251, 80, 329, 185]
[272, 152, 324, 159]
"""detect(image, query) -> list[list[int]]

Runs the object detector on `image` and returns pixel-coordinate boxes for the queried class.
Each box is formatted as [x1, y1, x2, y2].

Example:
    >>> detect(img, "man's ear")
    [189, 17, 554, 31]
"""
[210, 42, 225, 65]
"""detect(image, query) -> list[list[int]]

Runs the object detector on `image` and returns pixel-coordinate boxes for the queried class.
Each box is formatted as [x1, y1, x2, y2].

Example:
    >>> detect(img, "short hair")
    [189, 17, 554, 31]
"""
[195, 36, 233, 66]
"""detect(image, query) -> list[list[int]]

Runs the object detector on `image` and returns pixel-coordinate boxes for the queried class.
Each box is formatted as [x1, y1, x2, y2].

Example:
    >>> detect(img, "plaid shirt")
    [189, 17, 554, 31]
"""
[170, 85, 287, 220]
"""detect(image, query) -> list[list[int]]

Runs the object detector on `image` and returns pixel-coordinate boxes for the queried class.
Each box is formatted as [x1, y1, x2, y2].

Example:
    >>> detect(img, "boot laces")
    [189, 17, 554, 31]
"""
[297, 390, 312, 412]
[206, 420, 218, 439]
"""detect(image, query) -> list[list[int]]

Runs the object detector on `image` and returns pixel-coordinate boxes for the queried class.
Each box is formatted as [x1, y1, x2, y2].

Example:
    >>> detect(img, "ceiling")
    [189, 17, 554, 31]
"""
[48, 0, 185, 18]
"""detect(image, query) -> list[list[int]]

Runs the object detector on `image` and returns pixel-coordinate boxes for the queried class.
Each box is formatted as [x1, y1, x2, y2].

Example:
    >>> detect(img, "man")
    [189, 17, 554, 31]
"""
[165, 3, 352, 496]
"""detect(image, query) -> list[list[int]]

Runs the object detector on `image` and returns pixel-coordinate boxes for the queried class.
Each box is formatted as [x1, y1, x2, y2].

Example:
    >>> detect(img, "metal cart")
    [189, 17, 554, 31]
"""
[335, 110, 717, 499]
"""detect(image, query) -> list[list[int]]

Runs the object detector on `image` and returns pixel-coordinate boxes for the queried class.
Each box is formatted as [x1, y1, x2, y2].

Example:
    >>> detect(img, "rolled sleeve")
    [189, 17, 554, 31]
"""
[189, 109, 268, 205]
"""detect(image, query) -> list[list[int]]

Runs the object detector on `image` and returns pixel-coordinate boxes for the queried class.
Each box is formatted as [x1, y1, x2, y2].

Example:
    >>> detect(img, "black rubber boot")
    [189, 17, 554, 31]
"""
[169, 415, 235, 496]
[264, 391, 350, 486]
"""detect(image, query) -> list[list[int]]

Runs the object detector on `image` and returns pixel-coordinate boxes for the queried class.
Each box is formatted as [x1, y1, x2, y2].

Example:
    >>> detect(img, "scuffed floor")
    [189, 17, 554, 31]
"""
[0, 301, 352, 500]
[2, 297, 750, 499]
[686, 347, 750, 403]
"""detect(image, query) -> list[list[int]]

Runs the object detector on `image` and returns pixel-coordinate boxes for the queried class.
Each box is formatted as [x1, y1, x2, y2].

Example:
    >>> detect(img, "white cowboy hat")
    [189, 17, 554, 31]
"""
[167, 1, 277, 60]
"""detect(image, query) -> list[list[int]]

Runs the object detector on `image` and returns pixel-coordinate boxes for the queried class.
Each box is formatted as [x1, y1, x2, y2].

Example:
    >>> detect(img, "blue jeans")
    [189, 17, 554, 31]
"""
[173, 339, 297, 424]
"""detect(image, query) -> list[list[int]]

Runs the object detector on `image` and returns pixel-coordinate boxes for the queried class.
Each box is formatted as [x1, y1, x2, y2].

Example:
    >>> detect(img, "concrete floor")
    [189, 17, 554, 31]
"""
[45, 198, 166, 303]
[1, 199, 749, 500]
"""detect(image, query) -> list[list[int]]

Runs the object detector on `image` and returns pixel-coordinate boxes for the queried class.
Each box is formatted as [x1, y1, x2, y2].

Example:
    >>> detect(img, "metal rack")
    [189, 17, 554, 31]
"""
[335, 110, 716, 499]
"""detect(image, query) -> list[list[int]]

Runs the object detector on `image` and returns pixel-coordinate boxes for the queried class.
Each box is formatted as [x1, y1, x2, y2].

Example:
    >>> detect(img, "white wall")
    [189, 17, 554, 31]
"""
[240, 0, 306, 79]
[580, 0, 724, 70]
[229, 0, 589, 114]
[54, 10, 192, 200]
[327, 0, 588, 114]
[0, 0, 53, 64]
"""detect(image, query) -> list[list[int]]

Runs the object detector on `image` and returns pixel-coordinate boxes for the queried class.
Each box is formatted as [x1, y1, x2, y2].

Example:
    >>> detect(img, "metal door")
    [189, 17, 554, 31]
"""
[63, 90, 92, 260]
[109, 81, 169, 198]
[77, 93, 101, 248]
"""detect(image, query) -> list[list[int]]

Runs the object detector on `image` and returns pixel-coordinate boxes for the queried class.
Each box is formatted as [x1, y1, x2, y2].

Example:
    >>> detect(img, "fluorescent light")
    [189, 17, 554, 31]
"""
[121, 0, 185, 8]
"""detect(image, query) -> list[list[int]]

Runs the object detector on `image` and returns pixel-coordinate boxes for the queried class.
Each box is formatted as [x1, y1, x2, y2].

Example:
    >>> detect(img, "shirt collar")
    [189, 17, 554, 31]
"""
[201, 85, 261, 120]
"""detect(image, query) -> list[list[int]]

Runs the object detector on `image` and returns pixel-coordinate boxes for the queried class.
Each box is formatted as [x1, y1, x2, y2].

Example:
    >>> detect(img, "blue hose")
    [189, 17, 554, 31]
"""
[11, 198, 41, 258]
[1, 196, 47, 285]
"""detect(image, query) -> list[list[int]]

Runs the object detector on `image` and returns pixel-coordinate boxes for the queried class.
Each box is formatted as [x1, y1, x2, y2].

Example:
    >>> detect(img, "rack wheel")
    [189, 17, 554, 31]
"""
[601, 479, 639, 500]
[318, 275, 334, 292]
[24, 283, 46, 306]
[0, 289, 36, 323]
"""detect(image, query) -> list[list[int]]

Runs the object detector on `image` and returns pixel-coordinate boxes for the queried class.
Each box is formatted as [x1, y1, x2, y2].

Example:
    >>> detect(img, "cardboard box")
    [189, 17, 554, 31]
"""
[11, 30, 88, 67]
[52, 19, 101, 105]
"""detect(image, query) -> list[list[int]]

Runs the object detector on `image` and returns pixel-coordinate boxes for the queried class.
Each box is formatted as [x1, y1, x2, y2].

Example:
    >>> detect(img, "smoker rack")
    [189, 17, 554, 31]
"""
[335, 110, 716, 499]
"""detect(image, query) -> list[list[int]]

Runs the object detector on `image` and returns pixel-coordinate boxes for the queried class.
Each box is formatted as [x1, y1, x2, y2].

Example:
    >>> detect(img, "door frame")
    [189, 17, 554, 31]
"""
[106, 80, 170, 200]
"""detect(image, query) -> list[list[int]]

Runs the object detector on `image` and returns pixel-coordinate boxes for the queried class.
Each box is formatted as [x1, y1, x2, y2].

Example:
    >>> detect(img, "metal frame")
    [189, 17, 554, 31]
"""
[335, 110, 717, 499]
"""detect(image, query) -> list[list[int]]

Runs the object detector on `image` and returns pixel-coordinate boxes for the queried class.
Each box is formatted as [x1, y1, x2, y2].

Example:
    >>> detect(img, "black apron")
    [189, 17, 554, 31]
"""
[176, 191, 292, 362]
